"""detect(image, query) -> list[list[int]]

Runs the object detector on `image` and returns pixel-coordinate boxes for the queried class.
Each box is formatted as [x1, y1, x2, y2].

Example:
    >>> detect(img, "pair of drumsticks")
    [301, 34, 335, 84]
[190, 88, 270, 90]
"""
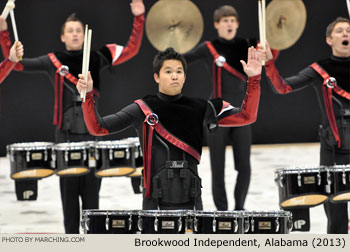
[258, 0, 266, 66]
[0, 0, 92, 102]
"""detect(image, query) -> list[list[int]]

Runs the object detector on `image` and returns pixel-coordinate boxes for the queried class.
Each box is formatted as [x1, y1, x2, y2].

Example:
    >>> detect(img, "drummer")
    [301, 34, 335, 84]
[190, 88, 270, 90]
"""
[258, 17, 350, 234]
[77, 47, 262, 210]
[0, 0, 145, 234]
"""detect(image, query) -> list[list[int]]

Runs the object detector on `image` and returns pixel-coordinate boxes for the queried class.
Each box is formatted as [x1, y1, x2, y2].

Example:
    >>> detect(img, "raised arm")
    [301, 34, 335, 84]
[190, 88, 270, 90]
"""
[77, 72, 140, 136]
[104, 0, 145, 66]
[218, 47, 262, 126]
[0, 41, 23, 83]
[258, 40, 316, 94]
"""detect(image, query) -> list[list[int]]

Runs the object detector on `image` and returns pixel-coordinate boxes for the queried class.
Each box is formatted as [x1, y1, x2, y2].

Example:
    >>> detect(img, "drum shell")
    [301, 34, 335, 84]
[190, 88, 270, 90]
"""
[327, 167, 350, 203]
[95, 144, 136, 177]
[82, 210, 140, 234]
[54, 147, 90, 177]
[8, 144, 55, 180]
[277, 169, 329, 208]
[245, 212, 292, 234]
[192, 211, 244, 234]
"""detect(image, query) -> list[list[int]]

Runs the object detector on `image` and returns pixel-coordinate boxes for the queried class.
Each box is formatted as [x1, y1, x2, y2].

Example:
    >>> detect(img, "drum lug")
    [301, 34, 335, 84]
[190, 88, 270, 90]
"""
[109, 149, 113, 161]
[244, 218, 250, 233]
[327, 169, 332, 185]
[26, 151, 30, 162]
[178, 217, 182, 233]
[95, 149, 99, 160]
[342, 171, 347, 185]
[279, 175, 284, 188]
[194, 217, 198, 233]
[154, 217, 158, 232]
[297, 173, 302, 187]
[10, 150, 14, 162]
[51, 151, 56, 161]
[288, 217, 293, 232]
[251, 218, 255, 233]
[85, 216, 90, 232]
[126, 148, 130, 160]
[83, 150, 87, 161]
[44, 150, 48, 161]
[105, 214, 109, 231]
[128, 215, 133, 231]
[135, 148, 139, 158]
[234, 218, 238, 233]
[212, 217, 216, 233]
[137, 215, 143, 232]
[275, 217, 280, 233]
[65, 151, 69, 162]
[317, 172, 321, 186]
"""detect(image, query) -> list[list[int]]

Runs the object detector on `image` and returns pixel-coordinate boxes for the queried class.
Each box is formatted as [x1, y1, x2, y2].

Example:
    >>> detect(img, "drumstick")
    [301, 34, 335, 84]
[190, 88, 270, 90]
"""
[81, 26, 92, 102]
[1, 0, 15, 19]
[258, 0, 266, 65]
[347, 0, 350, 18]
[9, 8, 21, 61]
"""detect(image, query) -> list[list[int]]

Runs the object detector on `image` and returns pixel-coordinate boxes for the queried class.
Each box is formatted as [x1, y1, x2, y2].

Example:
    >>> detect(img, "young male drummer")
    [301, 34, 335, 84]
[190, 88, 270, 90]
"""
[183, 5, 257, 211]
[0, 41, 23, 83]
[77, 47, 262, 210]
[259, 17, 350, 234]
[0, 0, 145, 233]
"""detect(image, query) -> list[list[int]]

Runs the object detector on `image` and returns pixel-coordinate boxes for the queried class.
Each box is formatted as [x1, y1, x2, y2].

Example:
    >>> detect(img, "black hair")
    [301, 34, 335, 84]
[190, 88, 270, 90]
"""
[153, 47, 187, 75]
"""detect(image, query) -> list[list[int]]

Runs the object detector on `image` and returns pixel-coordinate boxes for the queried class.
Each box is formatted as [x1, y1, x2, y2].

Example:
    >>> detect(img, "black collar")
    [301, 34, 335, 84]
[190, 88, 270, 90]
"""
[157, 92, 183, 102]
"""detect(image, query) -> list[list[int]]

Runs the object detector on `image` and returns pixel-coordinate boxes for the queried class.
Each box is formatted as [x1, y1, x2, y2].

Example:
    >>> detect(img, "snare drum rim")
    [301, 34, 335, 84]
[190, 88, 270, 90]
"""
[53, 142, 90, 150]
[139, 210, 188, 217]
[192, 210, 246, 218]
[246, 210, 292, 218]
[327, 165, 350, 172]
[7, 142, 54, 151]
[95, 140, 132, 149]
[82, 210, 141, 216]
[275, 166, 327, 175]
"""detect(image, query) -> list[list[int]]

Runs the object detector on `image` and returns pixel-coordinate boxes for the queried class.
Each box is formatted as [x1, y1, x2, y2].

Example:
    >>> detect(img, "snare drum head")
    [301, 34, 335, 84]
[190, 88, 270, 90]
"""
[7, 142, 54, 151]
[54, 141, 88, 150]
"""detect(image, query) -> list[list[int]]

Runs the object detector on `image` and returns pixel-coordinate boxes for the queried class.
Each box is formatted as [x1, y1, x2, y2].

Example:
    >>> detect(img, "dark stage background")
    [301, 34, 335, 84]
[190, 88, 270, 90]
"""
[0, 0, 348, 156]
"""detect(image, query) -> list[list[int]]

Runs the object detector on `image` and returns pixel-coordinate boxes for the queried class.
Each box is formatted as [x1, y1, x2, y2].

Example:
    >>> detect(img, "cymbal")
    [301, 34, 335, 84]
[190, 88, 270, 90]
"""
[146, 0, 203, 54]
[266, 0, 307, 50]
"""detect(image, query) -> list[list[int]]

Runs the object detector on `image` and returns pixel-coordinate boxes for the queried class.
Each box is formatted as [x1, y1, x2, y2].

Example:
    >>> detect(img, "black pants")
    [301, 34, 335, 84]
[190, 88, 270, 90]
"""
[320, 143, 349, 234]
[207, 125, 251, 210]
[55, 129, 101, 234]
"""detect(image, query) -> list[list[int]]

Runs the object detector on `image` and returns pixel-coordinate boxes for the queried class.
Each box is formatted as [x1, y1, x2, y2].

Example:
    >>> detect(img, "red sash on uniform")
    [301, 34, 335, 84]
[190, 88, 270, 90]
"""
[310, 62, 350, 148]
[134, 99, 201, 198]
[48, 53, 100, 129]
[205, 41, 246, 98]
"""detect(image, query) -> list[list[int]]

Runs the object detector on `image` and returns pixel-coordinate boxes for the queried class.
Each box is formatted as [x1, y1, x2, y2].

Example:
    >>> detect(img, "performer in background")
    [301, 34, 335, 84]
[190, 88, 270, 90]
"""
[0, 0, 145, 233]
[0, 40, 23, 83]
[259, 17, 350, 234]
[183, 5, 257, 211]
[77, 47, 262, 210]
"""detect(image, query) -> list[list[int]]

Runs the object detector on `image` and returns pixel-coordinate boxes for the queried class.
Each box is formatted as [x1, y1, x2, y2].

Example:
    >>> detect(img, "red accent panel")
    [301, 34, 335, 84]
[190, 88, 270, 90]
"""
[0, 30, 11, 58]
[0, 58, 15, 84]
[219, 75, 261, 127]
[264, 60, 292, 94]
[81, 91, 109, 136]
[112, 14, 145, 66]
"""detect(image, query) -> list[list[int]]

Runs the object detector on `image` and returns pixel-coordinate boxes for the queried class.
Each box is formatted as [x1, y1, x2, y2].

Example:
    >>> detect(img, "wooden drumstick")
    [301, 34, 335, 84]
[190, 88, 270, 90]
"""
[1, 0, 15, 19]
[81, 25, 92, 102]
[258, 0, 266, 65]
[9, 9, 21, 61]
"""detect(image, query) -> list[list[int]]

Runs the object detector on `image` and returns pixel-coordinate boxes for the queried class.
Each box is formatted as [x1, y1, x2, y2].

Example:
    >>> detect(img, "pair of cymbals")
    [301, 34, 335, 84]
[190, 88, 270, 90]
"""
[146, 0, 307, 52]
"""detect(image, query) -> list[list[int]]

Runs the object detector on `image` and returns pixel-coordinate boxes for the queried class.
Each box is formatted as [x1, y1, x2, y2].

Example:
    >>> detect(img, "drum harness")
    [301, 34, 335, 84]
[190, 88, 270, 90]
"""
[135, 99, 201, 208]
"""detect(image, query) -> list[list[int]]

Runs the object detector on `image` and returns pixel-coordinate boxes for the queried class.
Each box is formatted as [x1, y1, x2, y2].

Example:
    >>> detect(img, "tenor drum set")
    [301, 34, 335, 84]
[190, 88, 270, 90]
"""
[6, 137, 144, 180]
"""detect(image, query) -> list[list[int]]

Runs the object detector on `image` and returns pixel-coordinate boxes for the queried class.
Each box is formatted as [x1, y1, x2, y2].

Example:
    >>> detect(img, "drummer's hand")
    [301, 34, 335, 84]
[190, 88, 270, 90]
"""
[130, 0, 145, 16]
[0, 17, 8, 31]
[257, 40, 273, 62]
[9, 41, 23, 62]
[77, 71, 93, 94]
[240, 46, 262, 77]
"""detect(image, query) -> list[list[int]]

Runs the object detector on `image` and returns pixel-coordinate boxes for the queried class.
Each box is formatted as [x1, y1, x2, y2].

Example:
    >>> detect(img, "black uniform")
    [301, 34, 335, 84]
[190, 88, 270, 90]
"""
[81, 74, 261, 210]
[0, 15, 145, 233]
[265, 55, 350, 234]
[184, 37, 257, 210]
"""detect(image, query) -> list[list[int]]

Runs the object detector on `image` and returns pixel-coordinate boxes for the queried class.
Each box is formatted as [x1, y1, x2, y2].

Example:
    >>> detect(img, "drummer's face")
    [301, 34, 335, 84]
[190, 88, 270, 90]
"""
[326, 22, 350, 57]
[214, 16, 239, 40]
[154, 60, 186, 96]
[61, 21, 85, 51]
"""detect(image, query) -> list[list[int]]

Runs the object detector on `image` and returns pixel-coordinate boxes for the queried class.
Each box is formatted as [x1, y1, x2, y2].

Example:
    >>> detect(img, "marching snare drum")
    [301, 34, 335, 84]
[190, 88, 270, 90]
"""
[81, 210, 140, 234]
[94, 140, 136, 177]
[327, 165, 350, 203]
[275, 166, 329, 208]
[125, 137, 143, 177]
[245, 211, 293, 234]
[138, 210, 189, 234]
[53, 141, 93, 176]
[191, 210, 245, 234]
[7, 142, 55, 180]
